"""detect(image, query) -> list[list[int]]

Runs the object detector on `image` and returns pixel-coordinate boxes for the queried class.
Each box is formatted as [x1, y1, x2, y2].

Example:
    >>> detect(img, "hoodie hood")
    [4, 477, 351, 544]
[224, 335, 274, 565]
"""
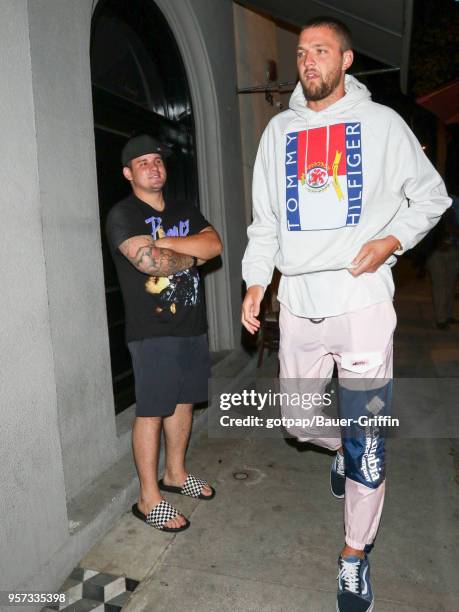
[289, 74, 371, 121]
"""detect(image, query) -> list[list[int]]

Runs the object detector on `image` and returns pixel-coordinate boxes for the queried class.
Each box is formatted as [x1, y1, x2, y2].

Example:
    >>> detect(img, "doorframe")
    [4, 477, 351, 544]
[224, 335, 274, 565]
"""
[145, 0, 234, 351]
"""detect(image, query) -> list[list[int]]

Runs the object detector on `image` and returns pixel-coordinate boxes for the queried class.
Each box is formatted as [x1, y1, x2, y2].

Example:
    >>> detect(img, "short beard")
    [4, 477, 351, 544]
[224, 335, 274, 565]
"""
[301, 66, 342, 102]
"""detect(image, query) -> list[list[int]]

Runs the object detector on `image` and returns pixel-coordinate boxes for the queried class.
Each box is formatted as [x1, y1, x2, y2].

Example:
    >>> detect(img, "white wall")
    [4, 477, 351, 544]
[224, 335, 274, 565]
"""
[27, 0, 118, 503]
[0, 0, 68, 589]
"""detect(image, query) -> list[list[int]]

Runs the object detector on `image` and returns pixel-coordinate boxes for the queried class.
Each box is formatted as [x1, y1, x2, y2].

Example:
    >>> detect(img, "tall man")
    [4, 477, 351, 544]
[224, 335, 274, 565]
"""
[107, 134, 222, 532]
[241, 17, 450, 612]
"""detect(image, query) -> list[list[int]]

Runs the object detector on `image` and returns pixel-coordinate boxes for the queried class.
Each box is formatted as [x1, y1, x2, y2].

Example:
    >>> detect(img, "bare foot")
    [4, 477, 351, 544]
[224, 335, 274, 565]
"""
[163, 472, 214, 498]
[198, 481, 213, 497]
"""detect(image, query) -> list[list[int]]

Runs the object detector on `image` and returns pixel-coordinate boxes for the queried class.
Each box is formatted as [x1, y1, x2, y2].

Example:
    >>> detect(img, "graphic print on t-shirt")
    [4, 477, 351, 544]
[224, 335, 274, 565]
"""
[285, 122, 363, 231]
[144, 214, 191, 241]
[143, 214, 200, 315]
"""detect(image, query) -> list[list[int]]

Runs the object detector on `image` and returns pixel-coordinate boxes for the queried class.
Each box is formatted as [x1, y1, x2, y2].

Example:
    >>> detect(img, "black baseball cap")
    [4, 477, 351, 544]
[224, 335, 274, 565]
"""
[121, 134, 172, 167]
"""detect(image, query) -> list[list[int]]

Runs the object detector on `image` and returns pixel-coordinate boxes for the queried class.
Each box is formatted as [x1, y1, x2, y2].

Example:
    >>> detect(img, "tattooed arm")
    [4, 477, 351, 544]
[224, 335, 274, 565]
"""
[154, 226, 223, 261]
[119, 235, 194, 276]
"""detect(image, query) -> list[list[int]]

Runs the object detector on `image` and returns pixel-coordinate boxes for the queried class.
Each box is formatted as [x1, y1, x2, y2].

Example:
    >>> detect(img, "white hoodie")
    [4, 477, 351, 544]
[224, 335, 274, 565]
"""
[242, 75, 451, 318]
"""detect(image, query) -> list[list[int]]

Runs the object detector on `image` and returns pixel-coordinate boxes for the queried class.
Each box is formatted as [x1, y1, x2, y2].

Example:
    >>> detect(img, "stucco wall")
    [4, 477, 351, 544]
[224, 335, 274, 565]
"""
[276, 24, 300, 110]
[234, 4, 281, 226]
[233, 4, 298, 227]
[189, 0, 247, 348]
[27, 0, 117, 502]
[0, 0, 68, 589]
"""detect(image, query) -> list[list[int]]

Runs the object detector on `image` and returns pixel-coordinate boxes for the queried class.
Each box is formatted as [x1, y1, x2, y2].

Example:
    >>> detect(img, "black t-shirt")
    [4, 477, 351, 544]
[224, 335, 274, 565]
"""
[106, 193, 210, 342]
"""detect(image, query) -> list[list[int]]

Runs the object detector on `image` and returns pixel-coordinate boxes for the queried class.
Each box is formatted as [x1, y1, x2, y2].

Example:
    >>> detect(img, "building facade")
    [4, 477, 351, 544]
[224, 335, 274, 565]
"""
[0, 0, 412, 596]
[1, 0, 248, 594]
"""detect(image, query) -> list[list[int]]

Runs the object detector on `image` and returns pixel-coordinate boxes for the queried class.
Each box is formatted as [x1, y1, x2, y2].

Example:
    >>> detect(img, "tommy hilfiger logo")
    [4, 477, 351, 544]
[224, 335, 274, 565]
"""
[285, 122, 363, 231]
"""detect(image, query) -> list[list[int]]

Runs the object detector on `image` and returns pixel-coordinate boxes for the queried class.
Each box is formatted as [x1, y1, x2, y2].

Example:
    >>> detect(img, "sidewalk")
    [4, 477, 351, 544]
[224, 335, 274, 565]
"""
[76, 261, 458, 611]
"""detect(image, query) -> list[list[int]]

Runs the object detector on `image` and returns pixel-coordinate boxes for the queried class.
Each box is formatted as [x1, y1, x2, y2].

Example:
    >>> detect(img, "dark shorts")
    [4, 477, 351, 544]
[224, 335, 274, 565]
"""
[128, 334, 210, 417]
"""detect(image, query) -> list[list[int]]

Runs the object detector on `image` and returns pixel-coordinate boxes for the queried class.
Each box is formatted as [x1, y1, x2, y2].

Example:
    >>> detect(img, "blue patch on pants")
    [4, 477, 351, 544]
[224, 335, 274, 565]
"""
[339, 382, 392, 489]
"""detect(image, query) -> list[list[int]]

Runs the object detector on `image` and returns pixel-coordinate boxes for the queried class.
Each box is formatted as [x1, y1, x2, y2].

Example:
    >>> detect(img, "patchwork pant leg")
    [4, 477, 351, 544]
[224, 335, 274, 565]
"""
[279, 300, 396, 549]
[332, 301, 396, 549]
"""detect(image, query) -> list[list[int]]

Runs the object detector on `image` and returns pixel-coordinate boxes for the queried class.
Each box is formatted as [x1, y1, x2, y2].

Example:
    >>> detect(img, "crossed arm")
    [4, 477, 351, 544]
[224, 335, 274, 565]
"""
[154, 226, 223, 261]
[119, 226, 222, 277]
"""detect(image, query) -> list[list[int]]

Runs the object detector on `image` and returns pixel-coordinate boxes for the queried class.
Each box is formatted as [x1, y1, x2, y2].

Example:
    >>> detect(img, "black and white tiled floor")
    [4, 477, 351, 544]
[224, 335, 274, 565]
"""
[41, 567, 139, 612]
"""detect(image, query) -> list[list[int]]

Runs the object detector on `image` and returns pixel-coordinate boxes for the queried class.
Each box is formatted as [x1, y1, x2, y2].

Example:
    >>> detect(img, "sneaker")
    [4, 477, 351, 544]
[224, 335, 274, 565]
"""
[337, 555, 374, 612]
[330, 450, 345, 498]
[363, 543, 374, 555]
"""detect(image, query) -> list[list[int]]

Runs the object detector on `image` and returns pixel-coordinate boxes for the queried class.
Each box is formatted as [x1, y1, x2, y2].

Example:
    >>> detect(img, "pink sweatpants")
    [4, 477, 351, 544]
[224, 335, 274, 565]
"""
[279, 300, 396, 550]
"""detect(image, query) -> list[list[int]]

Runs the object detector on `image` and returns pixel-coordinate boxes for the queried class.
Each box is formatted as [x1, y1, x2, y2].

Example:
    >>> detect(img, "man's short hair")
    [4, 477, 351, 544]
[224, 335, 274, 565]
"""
[301, 16, 353, 52]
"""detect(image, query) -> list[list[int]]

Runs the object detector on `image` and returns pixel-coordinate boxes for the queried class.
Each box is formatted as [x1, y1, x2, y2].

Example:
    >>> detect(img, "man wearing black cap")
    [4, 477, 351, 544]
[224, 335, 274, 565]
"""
[106, 134, 222, 532]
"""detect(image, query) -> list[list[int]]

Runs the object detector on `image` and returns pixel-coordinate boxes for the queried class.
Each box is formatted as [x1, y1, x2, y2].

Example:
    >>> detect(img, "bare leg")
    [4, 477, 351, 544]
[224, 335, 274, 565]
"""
[162, 403, 213, 497]
[132, 416, 187, 528]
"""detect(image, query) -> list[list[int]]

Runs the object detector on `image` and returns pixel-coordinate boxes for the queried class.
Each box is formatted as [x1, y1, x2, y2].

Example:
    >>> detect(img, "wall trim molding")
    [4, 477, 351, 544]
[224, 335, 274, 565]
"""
[144, 0, 235, 350]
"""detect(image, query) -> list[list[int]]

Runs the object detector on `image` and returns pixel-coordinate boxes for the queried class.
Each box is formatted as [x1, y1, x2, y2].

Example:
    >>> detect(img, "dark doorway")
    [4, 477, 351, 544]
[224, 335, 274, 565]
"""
[90, 0, 198, 413]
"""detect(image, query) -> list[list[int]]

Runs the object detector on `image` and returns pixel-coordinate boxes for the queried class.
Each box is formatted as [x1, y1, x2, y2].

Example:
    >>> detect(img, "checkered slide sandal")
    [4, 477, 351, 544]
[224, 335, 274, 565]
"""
[158, 473, 216, 500]
[131, 500, 190, 532]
